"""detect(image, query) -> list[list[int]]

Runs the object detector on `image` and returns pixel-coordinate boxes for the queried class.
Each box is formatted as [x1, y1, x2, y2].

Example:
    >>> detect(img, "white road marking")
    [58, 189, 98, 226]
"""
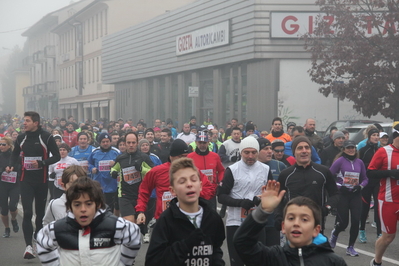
[336, 242, 399, 264]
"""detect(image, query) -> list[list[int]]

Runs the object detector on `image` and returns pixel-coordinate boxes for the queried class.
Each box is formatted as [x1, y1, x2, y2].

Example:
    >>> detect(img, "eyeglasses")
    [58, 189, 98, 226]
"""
[274, 149, 285, 153]
[0, 143, 7, 146]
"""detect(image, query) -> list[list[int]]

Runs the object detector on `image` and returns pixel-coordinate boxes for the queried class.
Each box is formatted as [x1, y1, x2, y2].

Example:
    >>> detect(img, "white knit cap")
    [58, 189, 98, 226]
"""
[239, 136, 260, 153]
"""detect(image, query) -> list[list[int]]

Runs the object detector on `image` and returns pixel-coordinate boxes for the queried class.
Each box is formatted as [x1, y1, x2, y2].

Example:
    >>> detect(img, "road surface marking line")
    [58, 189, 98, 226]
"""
[336, 242, 399, 264]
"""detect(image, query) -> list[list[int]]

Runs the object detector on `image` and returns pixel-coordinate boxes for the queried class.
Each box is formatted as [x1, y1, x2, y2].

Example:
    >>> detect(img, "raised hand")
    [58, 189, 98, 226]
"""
[260, 180, 286, 213]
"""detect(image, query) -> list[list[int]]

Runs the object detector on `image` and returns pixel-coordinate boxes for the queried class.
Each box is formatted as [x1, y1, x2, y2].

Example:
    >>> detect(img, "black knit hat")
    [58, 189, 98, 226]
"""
[169, 139, 189, 157]
[291, 136, 312, 153]
[271, 140, 285, 150]
[257, 138, 271, 150]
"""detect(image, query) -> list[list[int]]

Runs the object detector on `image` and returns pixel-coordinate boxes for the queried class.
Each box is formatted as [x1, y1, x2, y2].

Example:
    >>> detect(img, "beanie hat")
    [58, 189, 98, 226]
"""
[257, 138, 271, 150]
[169, 139, 189, 157]
[291, 136, 312, 153]
[393, 124, 399, 139]
[271, 139, 285, 150]
[98, 132, 111, 142]
[245, 123, 255, 132]
[153, 127, 161, 132]
[138, 138, 149, 148]
[332, 131, 345, 141]
[367, 128, 379, 139]
[145, 128, 154, 136]
[239, 136, 259, 153]
[287, 122, 296, 129]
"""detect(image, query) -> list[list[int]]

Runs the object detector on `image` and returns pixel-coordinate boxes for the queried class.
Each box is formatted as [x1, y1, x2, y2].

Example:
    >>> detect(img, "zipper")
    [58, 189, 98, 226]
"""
[298, 248, 304, 266]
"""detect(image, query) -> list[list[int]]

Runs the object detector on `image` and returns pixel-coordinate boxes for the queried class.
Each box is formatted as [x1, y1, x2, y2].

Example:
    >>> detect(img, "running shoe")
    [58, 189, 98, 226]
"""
[371, 222, 376, 228]
[23, 245, 36, 259]
[377, 234, 382, 239]
[346, 246, 359, 256]
[11, 219, 19, 233]
[359, 230, 367, 243]
[370, 258, 382, 266]
[3, 228, 10, 238]
[329, 229, 337, 248]
[143, 233, 150, 243]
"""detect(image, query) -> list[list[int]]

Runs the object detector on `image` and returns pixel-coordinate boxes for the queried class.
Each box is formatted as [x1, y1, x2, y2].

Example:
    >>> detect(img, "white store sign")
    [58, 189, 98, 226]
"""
[176, 21, 230, 55]
[271, 12, 399, 38]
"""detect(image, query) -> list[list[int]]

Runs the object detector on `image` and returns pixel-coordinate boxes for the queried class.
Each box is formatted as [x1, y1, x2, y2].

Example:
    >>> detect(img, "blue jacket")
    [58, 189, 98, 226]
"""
[285, 141, 321, 164]
[88, 147, 121, 193]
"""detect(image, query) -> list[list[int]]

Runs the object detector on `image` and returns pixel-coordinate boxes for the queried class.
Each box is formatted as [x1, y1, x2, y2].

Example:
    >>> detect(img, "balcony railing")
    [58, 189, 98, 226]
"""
[33, 51, 46, 63]
[22, 56, 33, 67]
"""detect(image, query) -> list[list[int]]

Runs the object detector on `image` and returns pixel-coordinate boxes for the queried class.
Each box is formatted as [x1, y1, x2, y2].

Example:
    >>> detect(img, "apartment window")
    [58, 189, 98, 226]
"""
[83, 61, 86, 85]
[104, 9, 108, 35]
[92, 59, 94, 83]
[100, 11, 104, 37]
[87, 18, 90, 43]
[92, 17, 94, 41]
[96, 14, 99, 39]
[96, 57, 99, 81]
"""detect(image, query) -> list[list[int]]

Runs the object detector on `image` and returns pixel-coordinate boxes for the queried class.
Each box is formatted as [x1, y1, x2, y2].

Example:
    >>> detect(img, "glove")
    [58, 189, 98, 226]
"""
[240, 199, 254, 210]
[134, 161, 142, 172]
[252, 196, 261, 206]
[111, 171, 118, 179]
[390, 170, 399, 179]
[49, 172, 56, 180]
[340, 186, 350, 193]
[185, 228, 205, 249]
[352, 185, 362, 193]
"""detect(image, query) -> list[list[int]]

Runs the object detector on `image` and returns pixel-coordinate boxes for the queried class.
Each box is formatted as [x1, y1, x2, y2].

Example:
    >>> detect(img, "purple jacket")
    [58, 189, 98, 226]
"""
[330, 156, 368, 190]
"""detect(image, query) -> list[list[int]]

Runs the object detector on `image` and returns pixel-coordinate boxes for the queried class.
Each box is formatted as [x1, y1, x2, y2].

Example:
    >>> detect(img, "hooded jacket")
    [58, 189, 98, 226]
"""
[234, 207, 347, 266]
[146, 198, 225, 266]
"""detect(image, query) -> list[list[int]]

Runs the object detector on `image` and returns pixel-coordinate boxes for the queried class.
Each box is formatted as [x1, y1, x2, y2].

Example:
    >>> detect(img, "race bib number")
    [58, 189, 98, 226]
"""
[122, 166, 141, 185]
[162, 191, 175, 211]
[1, 171, 17, 183]
[79, 160, 89, 174]
[24, 156, 42, 170]
[98, 160, 113, 172]
[55, 174, 64, 190]
[200, 169, 213, 183]
[343, 171, 360, 189]
[241, 207, 256, 222]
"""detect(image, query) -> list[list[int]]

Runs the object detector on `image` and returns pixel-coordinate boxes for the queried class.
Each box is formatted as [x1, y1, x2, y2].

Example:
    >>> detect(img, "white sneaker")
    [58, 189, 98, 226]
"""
[24, 245, 36, 259]
[143, 233, 150, 243]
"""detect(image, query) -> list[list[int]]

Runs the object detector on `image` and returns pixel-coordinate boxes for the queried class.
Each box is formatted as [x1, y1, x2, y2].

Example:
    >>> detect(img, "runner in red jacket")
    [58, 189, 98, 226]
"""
[136, 139, 215, 223]
[188, 131, 225, 210]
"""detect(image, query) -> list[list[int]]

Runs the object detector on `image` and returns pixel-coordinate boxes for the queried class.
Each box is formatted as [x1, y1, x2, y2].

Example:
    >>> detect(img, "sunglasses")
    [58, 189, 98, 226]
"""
[274, 149, 285, 153]
[0, 143, 7, 146]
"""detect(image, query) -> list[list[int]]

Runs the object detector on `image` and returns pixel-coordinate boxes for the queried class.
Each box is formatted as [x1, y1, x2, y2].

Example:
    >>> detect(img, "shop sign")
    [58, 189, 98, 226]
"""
[271, 12, 398, 38]
[176, 21, 230, 55]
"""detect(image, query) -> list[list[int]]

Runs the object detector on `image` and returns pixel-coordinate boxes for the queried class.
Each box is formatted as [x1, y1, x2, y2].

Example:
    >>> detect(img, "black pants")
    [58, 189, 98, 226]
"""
[20, 181, 48, 246]
[333, 192, 362, 247]
[359, 179, 381, 235]
[0, 182, 20, 215]
[104, 192, 117, 213]
[227, 225, 266, 266]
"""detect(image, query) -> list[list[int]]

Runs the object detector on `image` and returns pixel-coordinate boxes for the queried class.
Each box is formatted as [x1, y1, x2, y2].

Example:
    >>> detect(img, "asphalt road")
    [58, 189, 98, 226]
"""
[1, 204, 398, 265]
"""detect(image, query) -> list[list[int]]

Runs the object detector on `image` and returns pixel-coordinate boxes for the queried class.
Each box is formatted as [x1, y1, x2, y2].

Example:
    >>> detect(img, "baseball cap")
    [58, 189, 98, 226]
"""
[196, 131, 209, 142]
[343, 140, 356, 148]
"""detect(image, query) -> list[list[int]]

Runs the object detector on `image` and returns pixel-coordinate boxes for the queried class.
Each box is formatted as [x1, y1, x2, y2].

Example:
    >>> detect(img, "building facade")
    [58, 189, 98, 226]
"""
[102, 0, 387, 131]
[51, 0, 196, 122]
[21, 0, 93, 119]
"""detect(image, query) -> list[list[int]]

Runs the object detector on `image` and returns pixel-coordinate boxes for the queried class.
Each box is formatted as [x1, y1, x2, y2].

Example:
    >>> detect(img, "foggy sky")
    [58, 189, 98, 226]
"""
[0, 0, 75, 58]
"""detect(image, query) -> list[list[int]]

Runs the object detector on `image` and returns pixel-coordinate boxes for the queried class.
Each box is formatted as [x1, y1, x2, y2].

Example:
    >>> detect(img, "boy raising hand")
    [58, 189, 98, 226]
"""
[234, 180, 347, 266]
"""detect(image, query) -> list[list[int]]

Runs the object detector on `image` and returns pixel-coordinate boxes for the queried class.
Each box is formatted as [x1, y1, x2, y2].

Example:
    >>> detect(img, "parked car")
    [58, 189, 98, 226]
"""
[346, 122, 394, 144]
[322, 120, 381, 138]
